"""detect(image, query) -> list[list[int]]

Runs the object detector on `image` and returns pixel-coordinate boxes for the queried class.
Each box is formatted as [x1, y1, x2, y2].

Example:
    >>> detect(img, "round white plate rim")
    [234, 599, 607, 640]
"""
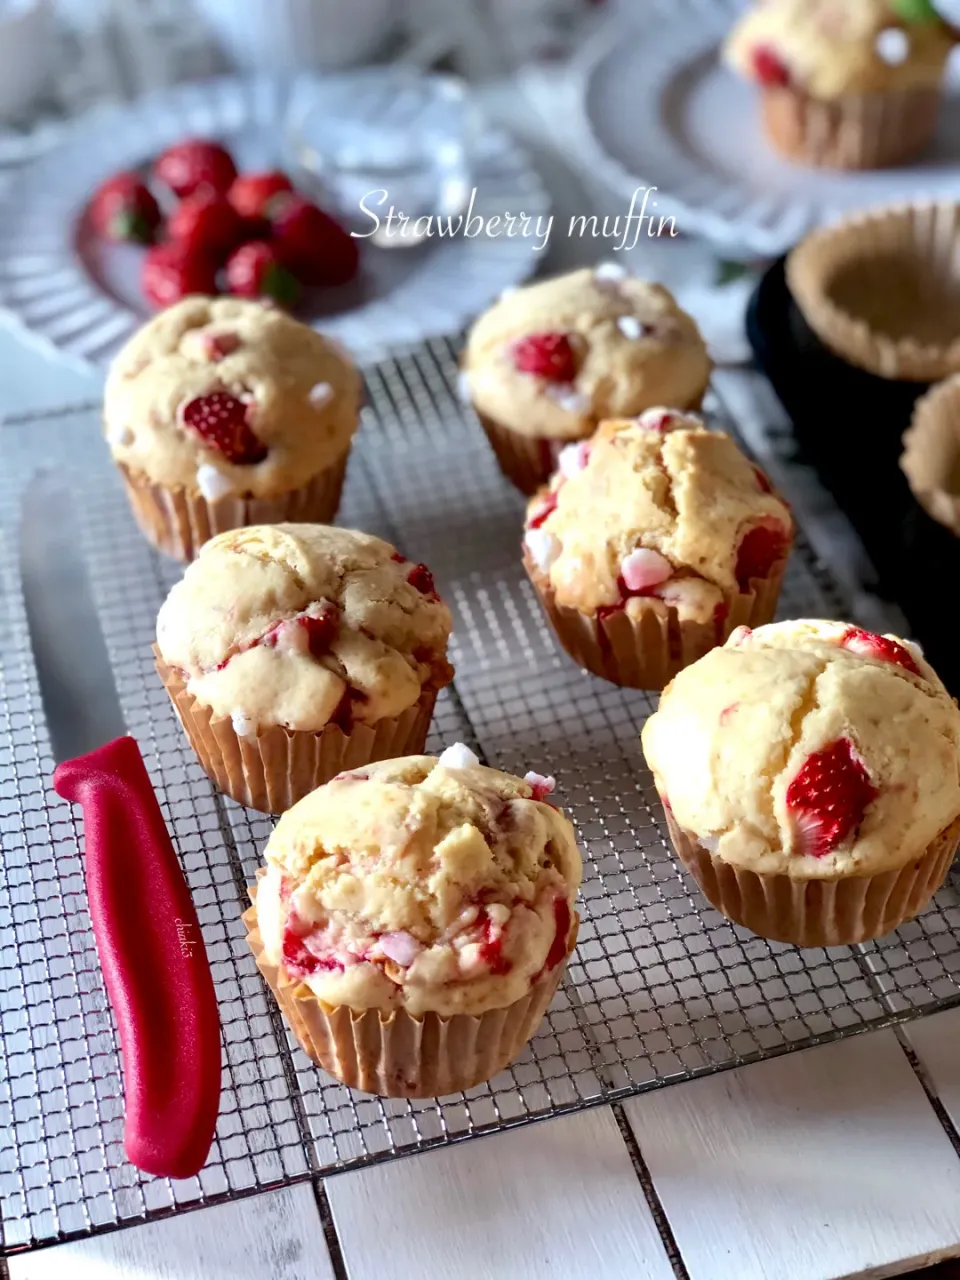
[567, 1, 960, 258]
[0, 74, 550, 371]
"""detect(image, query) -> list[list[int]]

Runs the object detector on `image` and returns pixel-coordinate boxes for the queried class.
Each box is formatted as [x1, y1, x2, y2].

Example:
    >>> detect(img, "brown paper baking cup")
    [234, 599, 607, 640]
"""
[524, 553, 787, 691]
[664, 807, 960, 949]
[243, 890, 579, 1097]
[787, 202, 960, 381]
[760, 84, 940, 171]
[476, 384, 709, 496]
[118, 450, 350, 562]
[155, 649, 439, 813]
[901, 373, 960, 536]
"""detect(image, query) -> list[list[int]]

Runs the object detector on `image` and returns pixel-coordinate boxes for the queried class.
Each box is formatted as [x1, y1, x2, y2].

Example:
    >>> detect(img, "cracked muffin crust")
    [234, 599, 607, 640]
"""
[253, 745, 583, 1018]
[105, 295, 361, 497]
[642, 619, 960, 879]
[156, 524, 453, 737]
[523, 411, 793, 628]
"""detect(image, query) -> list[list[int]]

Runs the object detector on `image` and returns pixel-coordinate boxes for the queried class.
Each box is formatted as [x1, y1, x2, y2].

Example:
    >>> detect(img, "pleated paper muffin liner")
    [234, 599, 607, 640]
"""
[243, 885, 579, 1097]
[118, 449, 349, 562]
[787, 202, 960, 382]
[524, 553, 787, 691]
[760, 84, 940, 171]
[475, 385, 708, 497]
[663, 806, 960, 949]
[155, 649, 440, 813]
[900, 373, 960, 536]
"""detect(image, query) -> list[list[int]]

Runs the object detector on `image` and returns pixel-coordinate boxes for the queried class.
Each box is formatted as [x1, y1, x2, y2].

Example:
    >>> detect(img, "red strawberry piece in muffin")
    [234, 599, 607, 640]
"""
[179, 391, 268, 465]
[785, 738, 878, 858]
[513, 332, 577, 382]
[840, 627, 921, 675]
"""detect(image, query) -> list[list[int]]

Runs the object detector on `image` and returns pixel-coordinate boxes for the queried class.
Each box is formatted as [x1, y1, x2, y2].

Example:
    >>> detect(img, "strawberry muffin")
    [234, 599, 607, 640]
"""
[244, 743, 582, 1096]
[725, 0, 957, 169]
[461, 267, 712, 494]
[154, 524, 453, 812]
[522, 410, 793, 690]
[642, 619, 960, 947]
[104, 295, 362, 560]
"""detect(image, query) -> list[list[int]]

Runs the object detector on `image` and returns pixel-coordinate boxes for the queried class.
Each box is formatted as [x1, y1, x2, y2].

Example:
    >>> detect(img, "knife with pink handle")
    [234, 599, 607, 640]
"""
[21, 473, 221, 1179]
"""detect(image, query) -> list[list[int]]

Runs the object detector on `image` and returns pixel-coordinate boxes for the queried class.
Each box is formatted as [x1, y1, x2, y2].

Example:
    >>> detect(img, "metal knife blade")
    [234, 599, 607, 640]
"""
[19, 470, 127, 762]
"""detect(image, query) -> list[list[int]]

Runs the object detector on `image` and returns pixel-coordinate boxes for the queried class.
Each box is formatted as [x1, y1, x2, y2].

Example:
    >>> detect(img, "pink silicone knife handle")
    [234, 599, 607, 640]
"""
[54, 735, 221, 1178]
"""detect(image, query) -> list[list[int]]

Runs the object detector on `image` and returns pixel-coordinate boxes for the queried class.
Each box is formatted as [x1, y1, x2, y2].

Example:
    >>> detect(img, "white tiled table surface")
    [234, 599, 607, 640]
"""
[4, 77, 960, 1280]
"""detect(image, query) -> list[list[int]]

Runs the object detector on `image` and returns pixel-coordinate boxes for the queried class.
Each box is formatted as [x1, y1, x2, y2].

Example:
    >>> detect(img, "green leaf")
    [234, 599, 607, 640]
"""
[890, 0, 941, 25]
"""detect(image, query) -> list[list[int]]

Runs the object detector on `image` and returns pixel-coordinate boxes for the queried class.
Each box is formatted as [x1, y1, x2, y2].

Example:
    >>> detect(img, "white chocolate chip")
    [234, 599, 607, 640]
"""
[876, 27, 909, 65]
[523, 770, 556, 798]
[904, 639, 925, 661]
[309, 381, 334, 409]
[545, 384, 591, 415]
[437, 742, 480, 770]
[231, 710, 256, 738]
[195, 463, 234, 503]
[379, 931, 422, 967]
[699, 834, 721, 855]
[620, 547, 673, 592]
[107, 423, 134, 449]
[594, 261, 628, 284]
[617, 315, 644, 341]
[524, 528, 561, 573]
[456, 369, 473, 406]
[557, 442, 590, 478]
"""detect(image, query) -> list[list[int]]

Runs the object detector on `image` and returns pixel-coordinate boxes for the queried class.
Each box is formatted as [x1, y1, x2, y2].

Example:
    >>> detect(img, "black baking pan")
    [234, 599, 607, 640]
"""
[746, 256, 960, 692]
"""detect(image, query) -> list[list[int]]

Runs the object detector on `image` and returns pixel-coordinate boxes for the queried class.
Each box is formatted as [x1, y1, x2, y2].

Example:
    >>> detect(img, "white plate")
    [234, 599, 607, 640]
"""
[0, 75, 550, 368]
[571, 0, 960, 257]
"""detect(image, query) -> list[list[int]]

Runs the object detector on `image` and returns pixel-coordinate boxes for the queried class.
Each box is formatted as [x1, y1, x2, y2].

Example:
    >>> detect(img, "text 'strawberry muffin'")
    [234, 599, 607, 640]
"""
[724, 0, 957, 170]
[154, 524, 454, 812]
[104, 295, 362, 560]
[522, 410, 794, 690]
[243, 744, 582, 1096]
[642, 620, 960, 947]
[461, 267, 712, 494]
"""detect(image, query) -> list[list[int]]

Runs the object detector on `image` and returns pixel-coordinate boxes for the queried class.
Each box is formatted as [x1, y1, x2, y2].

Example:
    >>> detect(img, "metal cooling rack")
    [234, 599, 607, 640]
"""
[2, 335, 960, 1256]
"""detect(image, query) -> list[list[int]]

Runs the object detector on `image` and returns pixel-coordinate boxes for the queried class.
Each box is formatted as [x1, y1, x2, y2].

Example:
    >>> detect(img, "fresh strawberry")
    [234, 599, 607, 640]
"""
[840, 628, 921, 676]
[153, 139, 237, 199]
[785, 738, 877, 858]
[179, 391, 267, 464]
[513, 332, 577, 382]
[407, 563, 438, 598]
[141, 243, 218, 309]
[228, 170, 293, 219]
[270, 195, 360, 286]
[167, 190, 242, 257]
[225, 241, 300, 305]
[752, 45, 790, 87]
[89, 172, 161, 243]
[735, 518, 790, 588]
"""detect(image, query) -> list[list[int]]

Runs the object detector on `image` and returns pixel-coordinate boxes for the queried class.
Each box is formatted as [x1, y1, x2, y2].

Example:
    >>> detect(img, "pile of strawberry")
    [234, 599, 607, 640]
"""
[88, 138, 359, 310]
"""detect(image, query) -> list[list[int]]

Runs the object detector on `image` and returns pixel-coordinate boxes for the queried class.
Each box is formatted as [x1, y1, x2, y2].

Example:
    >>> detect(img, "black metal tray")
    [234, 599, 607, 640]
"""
[746, 256, 960, 692]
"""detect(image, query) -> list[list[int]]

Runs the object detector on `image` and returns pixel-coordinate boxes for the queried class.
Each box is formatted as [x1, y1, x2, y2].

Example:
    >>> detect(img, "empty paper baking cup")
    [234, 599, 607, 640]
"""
[901, 374, 960, 537]
[244, 882, 579, 1097]
[787, 203, 960, 382]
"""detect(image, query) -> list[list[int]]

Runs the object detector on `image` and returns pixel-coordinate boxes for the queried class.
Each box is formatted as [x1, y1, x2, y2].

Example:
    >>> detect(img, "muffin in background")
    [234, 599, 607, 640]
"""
[461, 267, 711, 495]
[725, 0, 956, 170]
[244, 744, 582, 1097]
[104, 295, 361, 560]
[642, 619, 960, 947]
[522, 410, 793, 690]
[154, 524, 453, 812]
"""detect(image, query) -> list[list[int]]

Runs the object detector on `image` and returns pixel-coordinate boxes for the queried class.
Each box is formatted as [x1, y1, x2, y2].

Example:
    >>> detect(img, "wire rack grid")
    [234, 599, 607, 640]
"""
[1, 335, 959, 1255]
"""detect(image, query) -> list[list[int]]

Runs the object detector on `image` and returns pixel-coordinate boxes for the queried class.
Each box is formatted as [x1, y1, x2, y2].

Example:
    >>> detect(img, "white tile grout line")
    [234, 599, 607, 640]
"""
[610, 1103, 690, 1280]
[311, 1181, 349, 1280]
[894, 1028, 960, 1164]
